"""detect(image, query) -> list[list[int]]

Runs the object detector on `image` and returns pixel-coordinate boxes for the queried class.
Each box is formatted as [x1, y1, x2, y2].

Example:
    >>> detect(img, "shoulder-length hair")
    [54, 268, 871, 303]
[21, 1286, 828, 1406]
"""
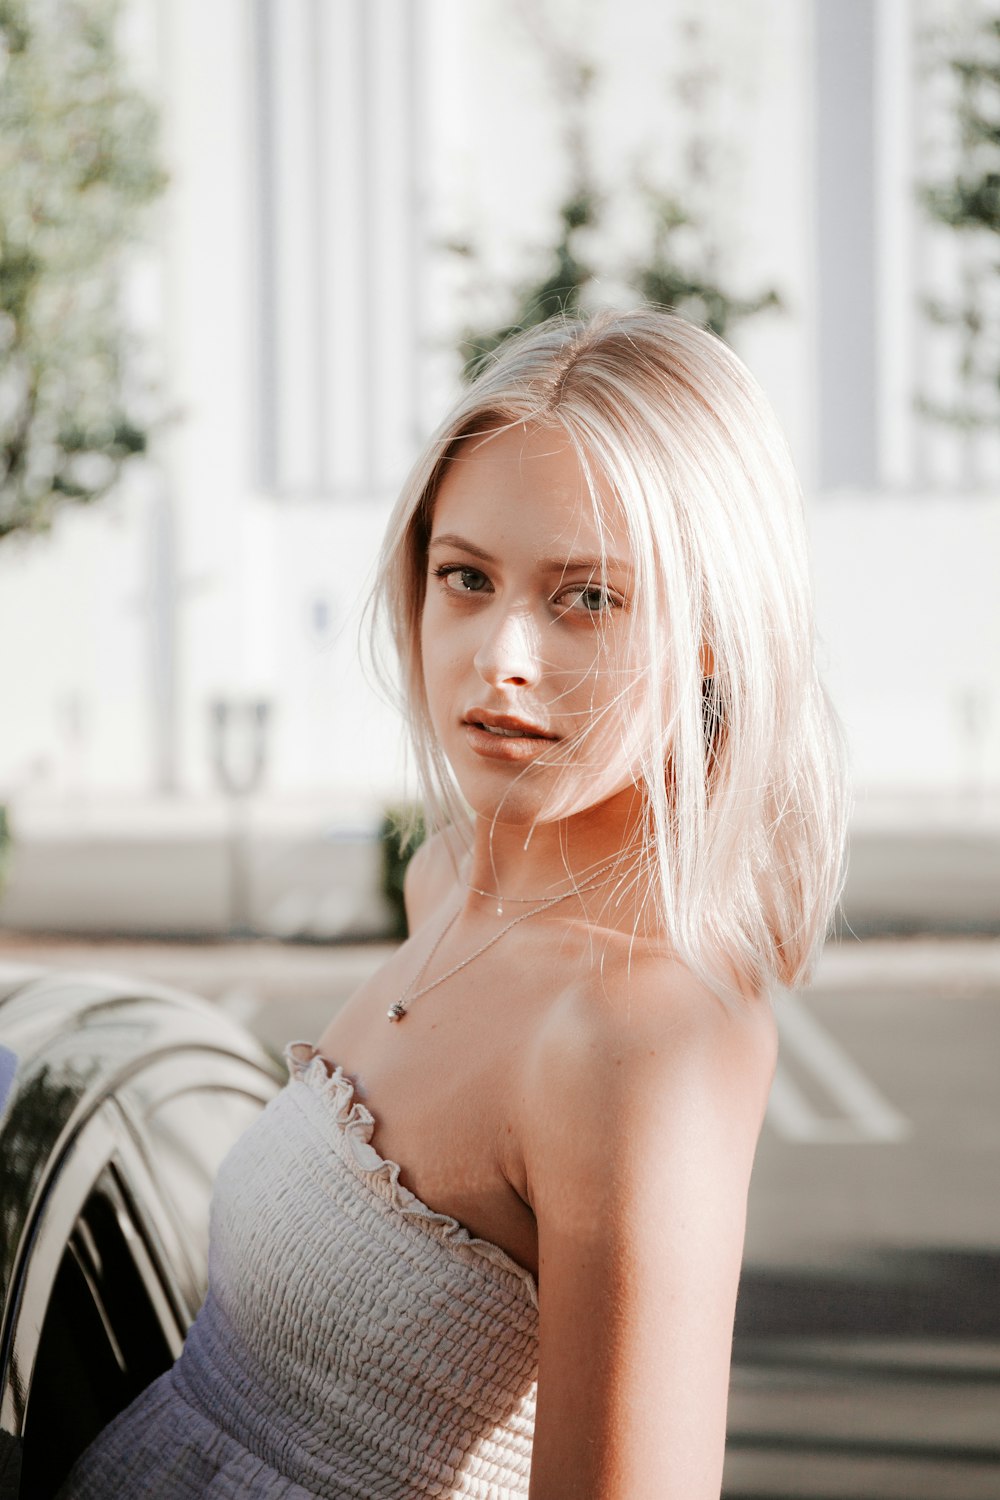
[371, 308, 848, 994]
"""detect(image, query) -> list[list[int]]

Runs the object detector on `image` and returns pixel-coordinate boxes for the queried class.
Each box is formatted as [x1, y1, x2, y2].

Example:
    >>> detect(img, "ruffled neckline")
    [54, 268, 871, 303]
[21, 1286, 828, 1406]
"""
[285, 1042, 538, 1310]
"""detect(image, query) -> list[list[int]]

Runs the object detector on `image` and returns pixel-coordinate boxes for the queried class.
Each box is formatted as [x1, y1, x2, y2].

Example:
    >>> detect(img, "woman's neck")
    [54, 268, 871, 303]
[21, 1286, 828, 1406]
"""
[463, 784, 646, 909]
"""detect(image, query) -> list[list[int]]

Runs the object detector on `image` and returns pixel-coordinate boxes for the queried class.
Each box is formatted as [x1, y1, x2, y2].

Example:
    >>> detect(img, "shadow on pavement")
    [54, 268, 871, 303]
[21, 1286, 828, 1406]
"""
[725, 1248, 1000, 1499]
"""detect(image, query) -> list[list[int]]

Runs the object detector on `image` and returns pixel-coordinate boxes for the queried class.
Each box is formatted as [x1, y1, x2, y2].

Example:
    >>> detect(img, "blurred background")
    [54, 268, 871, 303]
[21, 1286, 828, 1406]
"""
[0, 1, 998, 1495]
[0, 0, 998, 939]
[0, 0, 995, 936]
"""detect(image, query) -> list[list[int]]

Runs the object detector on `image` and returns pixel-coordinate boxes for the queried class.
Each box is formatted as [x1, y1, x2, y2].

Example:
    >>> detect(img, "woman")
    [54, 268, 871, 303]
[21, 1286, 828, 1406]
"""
[61, 308, 846, 1498]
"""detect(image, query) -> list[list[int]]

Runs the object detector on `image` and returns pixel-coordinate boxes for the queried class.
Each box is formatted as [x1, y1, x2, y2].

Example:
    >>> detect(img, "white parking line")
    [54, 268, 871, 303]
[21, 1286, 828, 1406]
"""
[767, 990, 911, 1144]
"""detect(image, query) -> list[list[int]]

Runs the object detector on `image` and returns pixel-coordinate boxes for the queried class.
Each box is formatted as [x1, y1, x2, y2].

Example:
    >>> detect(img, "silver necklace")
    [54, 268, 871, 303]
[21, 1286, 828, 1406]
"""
[465, 853, 624, 916]
[387, 854, 622, 1023]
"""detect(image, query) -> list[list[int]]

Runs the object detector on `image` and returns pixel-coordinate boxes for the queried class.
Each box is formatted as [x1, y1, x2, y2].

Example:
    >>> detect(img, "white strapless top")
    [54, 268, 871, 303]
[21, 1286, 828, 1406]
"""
[60, 1042, 539, 1499]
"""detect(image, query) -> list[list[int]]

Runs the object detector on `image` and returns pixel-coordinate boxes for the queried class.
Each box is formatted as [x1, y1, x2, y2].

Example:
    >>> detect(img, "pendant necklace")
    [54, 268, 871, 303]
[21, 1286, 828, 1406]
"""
[387, 853, 622, 1023]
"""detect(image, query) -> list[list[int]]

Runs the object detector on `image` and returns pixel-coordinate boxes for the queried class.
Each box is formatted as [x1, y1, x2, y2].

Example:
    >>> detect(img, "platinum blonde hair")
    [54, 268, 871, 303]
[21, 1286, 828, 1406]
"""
[372, 308, 848, 993]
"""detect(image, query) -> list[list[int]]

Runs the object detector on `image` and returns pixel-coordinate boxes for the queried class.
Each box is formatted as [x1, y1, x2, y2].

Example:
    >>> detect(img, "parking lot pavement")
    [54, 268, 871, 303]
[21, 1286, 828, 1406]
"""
[2, 929, 998, 1497]
[730, 944, 1000, 1498]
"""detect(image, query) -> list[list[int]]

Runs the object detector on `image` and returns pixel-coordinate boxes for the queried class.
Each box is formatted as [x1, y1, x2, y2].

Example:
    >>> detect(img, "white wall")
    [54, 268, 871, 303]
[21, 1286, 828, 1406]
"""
[809, 493, 1000, 805]
[0, 478, 152, 800]
[1, 0, 996, 829]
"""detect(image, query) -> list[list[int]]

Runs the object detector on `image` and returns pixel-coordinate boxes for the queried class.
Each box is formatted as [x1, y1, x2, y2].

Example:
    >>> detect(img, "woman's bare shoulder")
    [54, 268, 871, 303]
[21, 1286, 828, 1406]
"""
[519, 939, 778, 1500]
[402, 826, 465, 930]
[520, 935, 777, 1176]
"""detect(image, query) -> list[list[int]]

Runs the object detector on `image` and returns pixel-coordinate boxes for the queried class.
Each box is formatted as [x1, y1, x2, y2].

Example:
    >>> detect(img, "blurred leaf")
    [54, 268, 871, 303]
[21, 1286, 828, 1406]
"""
[458, 194, 598, 381]
[379, 804, 426, 941]
[453, 25, 783, 382]
[0, 0, 167, 540]
[919, 7, 1000, 431]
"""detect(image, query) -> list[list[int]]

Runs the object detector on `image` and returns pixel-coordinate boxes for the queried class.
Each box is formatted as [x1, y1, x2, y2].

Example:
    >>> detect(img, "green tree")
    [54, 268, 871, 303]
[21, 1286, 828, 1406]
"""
[455, 8, 781, 382]
[920, 9, 1000, 429]
[456, 188, 599, 382]
[0, 0, 167, 541]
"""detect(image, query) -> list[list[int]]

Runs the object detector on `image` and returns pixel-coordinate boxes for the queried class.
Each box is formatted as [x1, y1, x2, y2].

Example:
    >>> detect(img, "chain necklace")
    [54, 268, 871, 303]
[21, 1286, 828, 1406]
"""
[387, 854, 622, 1023]
[465, 852, 624, 917]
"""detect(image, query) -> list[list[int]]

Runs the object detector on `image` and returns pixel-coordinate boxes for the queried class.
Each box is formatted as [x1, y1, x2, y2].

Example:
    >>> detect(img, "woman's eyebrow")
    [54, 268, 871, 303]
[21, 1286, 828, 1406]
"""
[550, 556, 632, 576]
[428, 532, 494, 562]
[428, 532, 630, 575]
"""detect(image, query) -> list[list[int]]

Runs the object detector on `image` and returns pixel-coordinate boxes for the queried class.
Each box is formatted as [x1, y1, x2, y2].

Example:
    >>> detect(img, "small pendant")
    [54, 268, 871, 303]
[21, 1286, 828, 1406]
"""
[496, 900, 503, 917]
[387, 1001, 407, 1022]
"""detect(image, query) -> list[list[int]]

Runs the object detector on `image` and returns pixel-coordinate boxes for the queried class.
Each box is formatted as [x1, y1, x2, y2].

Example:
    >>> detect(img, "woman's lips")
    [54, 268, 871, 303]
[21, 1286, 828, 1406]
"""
[462, 715, 558, 762]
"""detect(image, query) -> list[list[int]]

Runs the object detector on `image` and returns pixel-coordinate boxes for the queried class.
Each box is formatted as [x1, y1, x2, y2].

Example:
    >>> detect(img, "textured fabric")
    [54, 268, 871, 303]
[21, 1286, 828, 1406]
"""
[59, 1042, 539, 1499]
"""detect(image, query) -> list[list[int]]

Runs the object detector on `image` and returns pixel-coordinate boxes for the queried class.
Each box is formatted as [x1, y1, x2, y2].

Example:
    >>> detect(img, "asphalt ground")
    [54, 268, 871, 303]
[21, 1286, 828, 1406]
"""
[2, 930, 998, 1498]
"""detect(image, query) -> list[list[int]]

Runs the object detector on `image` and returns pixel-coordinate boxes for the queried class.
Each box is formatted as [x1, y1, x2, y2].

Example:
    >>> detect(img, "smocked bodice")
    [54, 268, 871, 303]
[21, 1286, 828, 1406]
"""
[59, 1042, 539, 1499]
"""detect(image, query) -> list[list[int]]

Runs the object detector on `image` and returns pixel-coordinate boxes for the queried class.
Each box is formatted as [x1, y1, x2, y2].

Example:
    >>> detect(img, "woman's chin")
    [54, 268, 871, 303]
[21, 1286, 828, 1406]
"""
[461, 777, 639, 831]
[464, 790, 554, 828]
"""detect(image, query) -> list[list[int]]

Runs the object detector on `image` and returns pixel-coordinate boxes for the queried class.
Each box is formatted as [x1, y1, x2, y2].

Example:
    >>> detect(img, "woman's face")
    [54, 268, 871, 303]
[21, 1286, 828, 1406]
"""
[420, 420, 650, 828]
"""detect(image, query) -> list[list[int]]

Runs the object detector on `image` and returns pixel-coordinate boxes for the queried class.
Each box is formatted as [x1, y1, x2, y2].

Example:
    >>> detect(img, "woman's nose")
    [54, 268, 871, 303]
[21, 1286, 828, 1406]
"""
[473, 605, 543, 688]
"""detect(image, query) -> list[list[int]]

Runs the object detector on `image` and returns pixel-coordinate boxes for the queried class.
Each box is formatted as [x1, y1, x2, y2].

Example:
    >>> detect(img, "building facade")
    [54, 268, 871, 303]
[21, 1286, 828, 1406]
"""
[1, 0, 997, 832]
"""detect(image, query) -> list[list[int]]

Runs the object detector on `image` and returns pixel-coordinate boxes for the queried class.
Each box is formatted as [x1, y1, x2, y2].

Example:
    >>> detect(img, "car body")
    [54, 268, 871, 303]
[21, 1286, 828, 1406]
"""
[0, 965, 283, 1499]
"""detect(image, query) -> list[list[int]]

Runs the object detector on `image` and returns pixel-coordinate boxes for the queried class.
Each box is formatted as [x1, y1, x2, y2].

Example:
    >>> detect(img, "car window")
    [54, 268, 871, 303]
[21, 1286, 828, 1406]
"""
[22, 1165, 178, 1500]
[142, 1088, 265, 1290]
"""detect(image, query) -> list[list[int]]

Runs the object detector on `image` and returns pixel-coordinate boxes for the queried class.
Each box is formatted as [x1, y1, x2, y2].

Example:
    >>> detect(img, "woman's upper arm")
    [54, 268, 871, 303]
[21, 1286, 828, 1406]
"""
[523, 978, 776, 1500]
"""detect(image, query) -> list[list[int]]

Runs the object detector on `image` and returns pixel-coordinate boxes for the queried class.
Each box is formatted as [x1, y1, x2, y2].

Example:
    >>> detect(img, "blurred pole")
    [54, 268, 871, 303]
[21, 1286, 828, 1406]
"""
[957, 686, 992, 804]
[152, 0, 181, 796]
[814, 0, 879, 489]
[210, 700, 272, 936]
[149, 475, 179, 795]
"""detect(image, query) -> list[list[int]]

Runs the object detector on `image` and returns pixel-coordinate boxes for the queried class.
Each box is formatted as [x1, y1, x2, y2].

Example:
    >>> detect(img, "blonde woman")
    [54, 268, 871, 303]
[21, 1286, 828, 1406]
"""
[61, 309, 847, 1499]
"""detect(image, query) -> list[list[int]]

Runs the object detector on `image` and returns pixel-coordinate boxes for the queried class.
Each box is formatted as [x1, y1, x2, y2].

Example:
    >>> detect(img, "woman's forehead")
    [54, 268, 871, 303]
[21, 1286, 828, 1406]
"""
[432, 420, 630, 560]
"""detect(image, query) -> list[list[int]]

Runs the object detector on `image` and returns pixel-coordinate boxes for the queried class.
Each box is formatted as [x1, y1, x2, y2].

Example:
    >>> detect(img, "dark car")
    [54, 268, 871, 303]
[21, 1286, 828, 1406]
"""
[0, 966, 283, 1499]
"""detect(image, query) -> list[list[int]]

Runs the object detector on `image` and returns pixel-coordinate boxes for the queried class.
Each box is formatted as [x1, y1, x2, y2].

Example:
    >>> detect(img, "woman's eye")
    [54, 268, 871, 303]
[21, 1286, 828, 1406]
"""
[434, 565, 492, 595]
[556, 584, 617, 615]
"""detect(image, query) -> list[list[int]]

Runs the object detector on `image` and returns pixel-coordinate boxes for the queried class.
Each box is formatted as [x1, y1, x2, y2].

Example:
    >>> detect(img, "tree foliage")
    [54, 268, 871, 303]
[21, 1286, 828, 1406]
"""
[458, 186, 781, 384]
[455, 11, 781, 383]
[920, 11, 1000, 429]
[0, 0, 167, 540]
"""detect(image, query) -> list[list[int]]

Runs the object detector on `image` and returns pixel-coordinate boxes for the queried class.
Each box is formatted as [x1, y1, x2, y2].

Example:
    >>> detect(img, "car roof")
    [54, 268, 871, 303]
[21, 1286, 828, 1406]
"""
[0, 966, 283, 1308]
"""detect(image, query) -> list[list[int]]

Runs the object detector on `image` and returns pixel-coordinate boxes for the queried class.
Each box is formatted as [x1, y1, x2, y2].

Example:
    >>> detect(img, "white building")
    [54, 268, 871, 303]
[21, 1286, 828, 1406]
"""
[1, 0, 997, 934]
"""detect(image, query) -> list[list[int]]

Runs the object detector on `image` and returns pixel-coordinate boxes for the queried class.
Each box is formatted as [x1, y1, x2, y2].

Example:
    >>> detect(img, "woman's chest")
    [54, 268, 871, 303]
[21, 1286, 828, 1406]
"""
[315, 952, 547, 1279]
